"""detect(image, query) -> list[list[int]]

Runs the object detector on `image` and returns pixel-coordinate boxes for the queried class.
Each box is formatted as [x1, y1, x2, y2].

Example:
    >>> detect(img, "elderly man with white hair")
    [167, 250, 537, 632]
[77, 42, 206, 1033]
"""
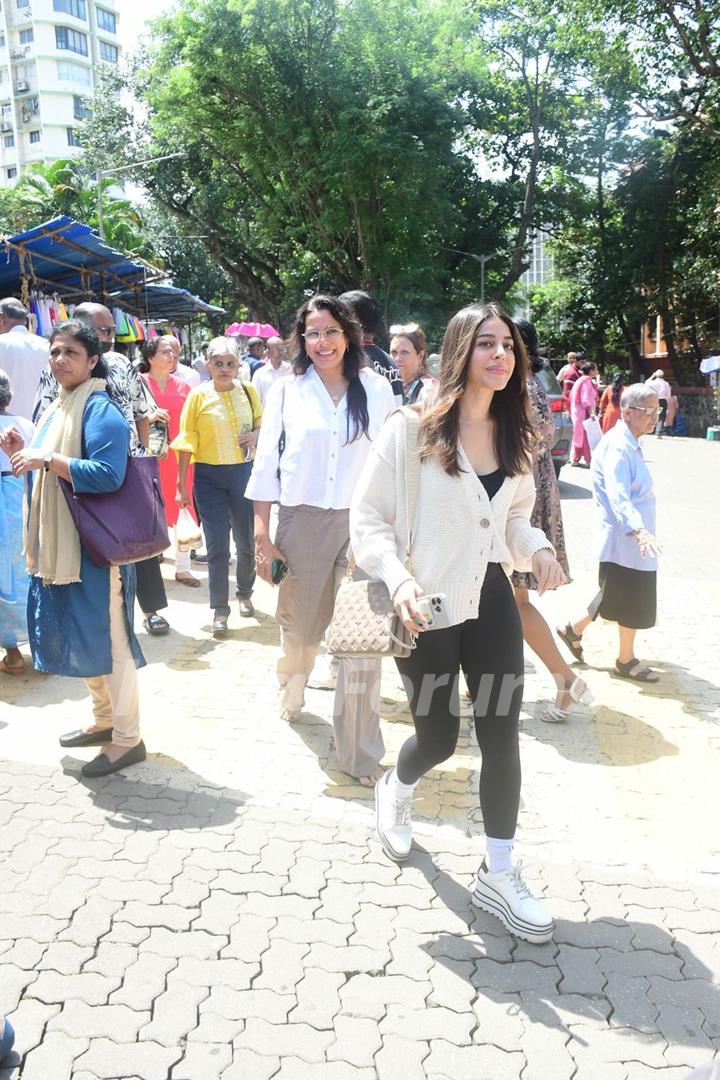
[556, 383, 663, 684]
[251, 336, 291, 405]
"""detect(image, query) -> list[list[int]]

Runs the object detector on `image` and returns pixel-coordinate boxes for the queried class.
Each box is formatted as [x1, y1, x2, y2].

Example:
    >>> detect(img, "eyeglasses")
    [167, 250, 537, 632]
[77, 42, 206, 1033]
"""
[628, 405, 660, 416]
[97, 325, 114, 335]
[303, 327, 344, 344]
[389, 323, 420, 335]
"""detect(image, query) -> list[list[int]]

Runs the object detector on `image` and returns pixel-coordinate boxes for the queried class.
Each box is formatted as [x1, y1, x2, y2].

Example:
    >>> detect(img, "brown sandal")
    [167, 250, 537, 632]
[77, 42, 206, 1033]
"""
[614, 658, 659, 683]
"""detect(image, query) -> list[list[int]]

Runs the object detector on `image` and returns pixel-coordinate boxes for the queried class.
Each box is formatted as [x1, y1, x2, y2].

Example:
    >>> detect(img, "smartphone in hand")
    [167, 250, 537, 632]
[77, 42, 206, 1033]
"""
[415, 593, 450, 630]
[271, 558, 288, 585]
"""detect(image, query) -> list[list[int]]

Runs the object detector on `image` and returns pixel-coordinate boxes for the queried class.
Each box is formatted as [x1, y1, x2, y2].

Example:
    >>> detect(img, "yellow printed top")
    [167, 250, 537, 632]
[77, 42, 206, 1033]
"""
[171, 381, 262, 465]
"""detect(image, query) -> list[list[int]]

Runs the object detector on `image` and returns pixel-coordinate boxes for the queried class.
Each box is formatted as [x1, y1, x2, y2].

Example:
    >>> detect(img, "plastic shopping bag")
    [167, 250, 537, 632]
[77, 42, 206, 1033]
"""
[583, 415, 603, 451]
[175, 507, 202, 551]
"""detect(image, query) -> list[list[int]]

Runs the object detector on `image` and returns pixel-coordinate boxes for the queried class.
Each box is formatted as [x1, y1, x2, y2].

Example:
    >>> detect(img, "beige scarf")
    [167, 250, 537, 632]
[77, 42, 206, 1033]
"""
[25, 378, 106, 585]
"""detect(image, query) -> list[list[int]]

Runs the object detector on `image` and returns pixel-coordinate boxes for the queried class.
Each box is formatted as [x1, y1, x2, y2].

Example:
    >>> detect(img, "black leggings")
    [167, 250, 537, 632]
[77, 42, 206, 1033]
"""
[395, 564, 524, 838]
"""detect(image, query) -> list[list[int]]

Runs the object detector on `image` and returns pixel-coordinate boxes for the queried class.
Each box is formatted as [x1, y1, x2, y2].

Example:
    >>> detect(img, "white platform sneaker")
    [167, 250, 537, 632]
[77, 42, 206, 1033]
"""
[375, 770, 413, 862]
[472, 861, 554, 944]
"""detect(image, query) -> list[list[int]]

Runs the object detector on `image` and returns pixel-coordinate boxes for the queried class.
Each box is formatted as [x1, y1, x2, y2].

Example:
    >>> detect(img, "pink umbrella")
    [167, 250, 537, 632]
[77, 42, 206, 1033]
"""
[225, 322, 244, 335]
[228, 320, 280, 338]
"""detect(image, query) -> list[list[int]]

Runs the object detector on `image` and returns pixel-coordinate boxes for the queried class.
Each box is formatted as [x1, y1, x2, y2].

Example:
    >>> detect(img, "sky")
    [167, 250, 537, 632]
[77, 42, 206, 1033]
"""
[118, 0, 173, 51]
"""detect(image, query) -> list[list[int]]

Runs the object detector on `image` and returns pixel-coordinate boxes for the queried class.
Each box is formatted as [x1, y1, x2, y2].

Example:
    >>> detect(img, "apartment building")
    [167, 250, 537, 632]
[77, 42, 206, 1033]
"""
[0, 0, 120, 184]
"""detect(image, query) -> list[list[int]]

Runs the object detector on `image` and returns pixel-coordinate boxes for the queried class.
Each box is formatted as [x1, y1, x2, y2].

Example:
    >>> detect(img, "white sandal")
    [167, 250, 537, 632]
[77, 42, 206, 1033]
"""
[541, 677, 594, 723]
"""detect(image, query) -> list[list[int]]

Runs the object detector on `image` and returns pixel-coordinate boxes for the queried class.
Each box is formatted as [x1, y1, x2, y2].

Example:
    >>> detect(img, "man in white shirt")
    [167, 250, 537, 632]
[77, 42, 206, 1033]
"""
[0, 298, 49, 420]
[645, 368, 673, 435]
[251, 336, 291, 404]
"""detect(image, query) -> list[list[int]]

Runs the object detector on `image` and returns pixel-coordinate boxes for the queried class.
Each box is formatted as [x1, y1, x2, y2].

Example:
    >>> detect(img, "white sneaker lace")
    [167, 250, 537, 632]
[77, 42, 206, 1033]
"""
[508, 863, 532, 899]
[389, 796, 411, 826]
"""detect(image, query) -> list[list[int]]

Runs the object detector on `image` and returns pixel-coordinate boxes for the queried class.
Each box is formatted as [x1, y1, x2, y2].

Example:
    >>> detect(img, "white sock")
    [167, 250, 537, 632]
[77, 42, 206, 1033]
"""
[389, 768, 417, 801]
[485, 836, 514, 873]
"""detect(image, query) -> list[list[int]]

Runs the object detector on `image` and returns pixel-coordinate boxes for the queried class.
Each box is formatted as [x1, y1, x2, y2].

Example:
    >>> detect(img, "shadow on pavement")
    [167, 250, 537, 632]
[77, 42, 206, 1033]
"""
[61, 756, 247, 832]
[411, 847, 720, 1062]
[523, 704, 679, 766]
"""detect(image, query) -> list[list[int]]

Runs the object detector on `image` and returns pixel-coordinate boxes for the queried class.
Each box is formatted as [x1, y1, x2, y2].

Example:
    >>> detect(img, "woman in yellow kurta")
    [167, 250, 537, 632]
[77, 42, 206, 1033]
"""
[173, 337, 262, 636]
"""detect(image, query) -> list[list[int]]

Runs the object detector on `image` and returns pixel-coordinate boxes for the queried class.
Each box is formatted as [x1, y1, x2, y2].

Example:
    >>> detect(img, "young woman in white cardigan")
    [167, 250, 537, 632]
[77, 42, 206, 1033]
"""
[350, 302, 566, 944]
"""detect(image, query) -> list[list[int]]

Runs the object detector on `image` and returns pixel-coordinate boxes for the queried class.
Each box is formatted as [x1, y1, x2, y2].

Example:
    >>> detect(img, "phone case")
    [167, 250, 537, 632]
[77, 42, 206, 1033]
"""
[415, 593, 450, 630]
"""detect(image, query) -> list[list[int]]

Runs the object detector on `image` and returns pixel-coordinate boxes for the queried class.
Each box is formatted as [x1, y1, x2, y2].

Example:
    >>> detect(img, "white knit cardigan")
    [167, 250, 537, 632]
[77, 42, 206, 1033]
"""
[349, 409, 553, 628]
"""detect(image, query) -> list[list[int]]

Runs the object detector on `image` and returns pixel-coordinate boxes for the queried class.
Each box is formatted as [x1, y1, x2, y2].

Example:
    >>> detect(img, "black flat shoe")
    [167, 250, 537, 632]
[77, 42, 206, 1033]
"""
[238, 598, 254, 618]
[81, 741, 147, 778]
[212, 615, 228, 638]
[60, 727, 114, 748]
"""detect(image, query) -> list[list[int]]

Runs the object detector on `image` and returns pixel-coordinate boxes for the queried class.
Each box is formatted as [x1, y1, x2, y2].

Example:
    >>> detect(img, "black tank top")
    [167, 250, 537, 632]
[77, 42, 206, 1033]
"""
[477, 467, 505, 501]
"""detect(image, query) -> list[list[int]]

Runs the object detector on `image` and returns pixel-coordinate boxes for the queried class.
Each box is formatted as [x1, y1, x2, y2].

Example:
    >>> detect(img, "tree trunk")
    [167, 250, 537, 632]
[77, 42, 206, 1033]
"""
[616, 310, 643, 377]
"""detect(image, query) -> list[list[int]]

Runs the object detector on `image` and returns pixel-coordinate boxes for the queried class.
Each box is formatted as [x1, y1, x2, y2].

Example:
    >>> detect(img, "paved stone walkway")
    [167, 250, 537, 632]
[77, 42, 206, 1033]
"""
[1, 435, 719, 1079]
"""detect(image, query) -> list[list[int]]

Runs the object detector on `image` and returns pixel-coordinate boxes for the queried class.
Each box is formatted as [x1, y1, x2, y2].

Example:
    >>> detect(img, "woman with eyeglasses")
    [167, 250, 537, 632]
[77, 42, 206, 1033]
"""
[557, 383, 662, 684]
[247, 295, 395, 785]
[389, 323, 437, 405]
[173, 337, 262, 636]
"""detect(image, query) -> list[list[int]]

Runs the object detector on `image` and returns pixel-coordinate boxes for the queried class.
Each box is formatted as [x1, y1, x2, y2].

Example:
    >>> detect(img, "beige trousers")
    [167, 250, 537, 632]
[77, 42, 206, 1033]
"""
[85, 566, 141, 750]
[275, 505, 384, 778]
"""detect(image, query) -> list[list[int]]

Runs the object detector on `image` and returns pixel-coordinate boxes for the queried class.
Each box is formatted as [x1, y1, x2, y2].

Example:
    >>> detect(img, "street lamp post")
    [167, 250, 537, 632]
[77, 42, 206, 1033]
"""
[96, 151, 185, 241]
[440, 247, 493, 302]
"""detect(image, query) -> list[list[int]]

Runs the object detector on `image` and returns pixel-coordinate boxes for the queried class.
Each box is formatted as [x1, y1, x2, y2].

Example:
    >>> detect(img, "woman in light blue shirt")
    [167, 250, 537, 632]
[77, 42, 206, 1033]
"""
[556, 384, 663, 683]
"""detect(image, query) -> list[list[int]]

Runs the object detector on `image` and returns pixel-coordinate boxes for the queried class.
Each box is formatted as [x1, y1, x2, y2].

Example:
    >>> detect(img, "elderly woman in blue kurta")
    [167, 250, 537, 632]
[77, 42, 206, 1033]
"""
[0, 320, 147, 778]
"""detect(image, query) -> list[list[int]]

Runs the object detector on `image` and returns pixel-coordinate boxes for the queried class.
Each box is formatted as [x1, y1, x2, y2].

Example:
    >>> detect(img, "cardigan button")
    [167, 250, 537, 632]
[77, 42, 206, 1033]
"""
[479, 518, 490, 528]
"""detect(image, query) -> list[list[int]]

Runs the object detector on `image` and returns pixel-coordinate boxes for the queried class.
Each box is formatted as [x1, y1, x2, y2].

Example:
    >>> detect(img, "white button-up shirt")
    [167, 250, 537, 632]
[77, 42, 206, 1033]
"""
[251, 360, 292, 405]
[247, 365, 395, 509]
[0, 326, 49, 420]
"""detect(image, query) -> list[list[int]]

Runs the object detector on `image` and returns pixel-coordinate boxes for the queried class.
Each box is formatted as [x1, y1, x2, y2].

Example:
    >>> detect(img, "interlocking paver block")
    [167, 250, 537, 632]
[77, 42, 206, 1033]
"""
[195, 890, 247, 934]
[427, 958, 476, 1013]
[315, 881, 362, 923]
[567, 1025, 668, 1067]
[221, 1048, 280, 1079]
[271, 1060, 375, 1079]
[171, 1041, 233, 1079]
[254, 939, 309, 994]
[20, 1031, 89, 1080]
[554, 918, 634, 950]
[83, 941, 137, 977]
[386, 929, 435, 980]
[424, 1039, 525, 1079]
[109, 952, 177, 1010]
[205, 986, 294, 1023]
[74, 1037, 181, 1079]
[340, 974, 429, 1020]
[235, 1017, 334, 1062]
[140, 926, 227, 958]
[305, 942, 388, 974]
[596, 946, 684, 980]
[472, 991, 525, 1044]
[270, 915, 349, 946]
[381, 1004, 474, 1044]
[473, 958, 559, 995]
[520, 1021, 575, 1080]
[3, 998, 60, 1058]
[27, 970, 119, 1006]
[169, 957, 256, 989]
[0, 963, 38, 1013]
[47, 1000, 149, 1039]
[556, 944, 605, 994]
[291, 968, 345, 1028]
[375, 1034, 429, 1079]
[328, 1014, 382, 1066]
[189, 1010, 245, 1043]
[141, 979, 209, 1046]
[117, 900, 196, 930]
[656, 1004, 716, 1067]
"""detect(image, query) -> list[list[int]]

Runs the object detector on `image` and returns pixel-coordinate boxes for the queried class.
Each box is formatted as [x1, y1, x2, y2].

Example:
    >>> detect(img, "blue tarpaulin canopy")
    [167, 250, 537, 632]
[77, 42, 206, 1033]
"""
[109, 283, 225, 320]
[0, 215, 163, 299]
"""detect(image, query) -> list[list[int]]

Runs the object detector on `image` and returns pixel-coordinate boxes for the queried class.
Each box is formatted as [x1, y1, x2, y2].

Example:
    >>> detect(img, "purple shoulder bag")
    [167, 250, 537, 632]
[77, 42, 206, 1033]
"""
[59, 455, 169, 568]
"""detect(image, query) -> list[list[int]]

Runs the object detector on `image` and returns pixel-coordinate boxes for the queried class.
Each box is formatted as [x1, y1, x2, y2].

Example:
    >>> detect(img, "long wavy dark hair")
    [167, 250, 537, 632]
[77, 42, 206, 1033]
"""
[289, 294, 370, 444]
[419, 302, 533, 477]
[611, 372, 624, 405]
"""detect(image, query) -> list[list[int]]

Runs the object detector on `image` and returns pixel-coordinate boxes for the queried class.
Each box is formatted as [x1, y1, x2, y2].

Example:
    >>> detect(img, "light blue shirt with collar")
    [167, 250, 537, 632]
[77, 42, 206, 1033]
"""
[590, 420, 657, 572]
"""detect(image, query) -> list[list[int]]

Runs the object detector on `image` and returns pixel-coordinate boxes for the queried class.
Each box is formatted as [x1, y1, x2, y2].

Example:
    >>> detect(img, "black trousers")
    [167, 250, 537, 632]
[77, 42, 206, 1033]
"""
[395, 564, 524, 838]
[134, 556, 168, 614]
[655, 398, 668, 435]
